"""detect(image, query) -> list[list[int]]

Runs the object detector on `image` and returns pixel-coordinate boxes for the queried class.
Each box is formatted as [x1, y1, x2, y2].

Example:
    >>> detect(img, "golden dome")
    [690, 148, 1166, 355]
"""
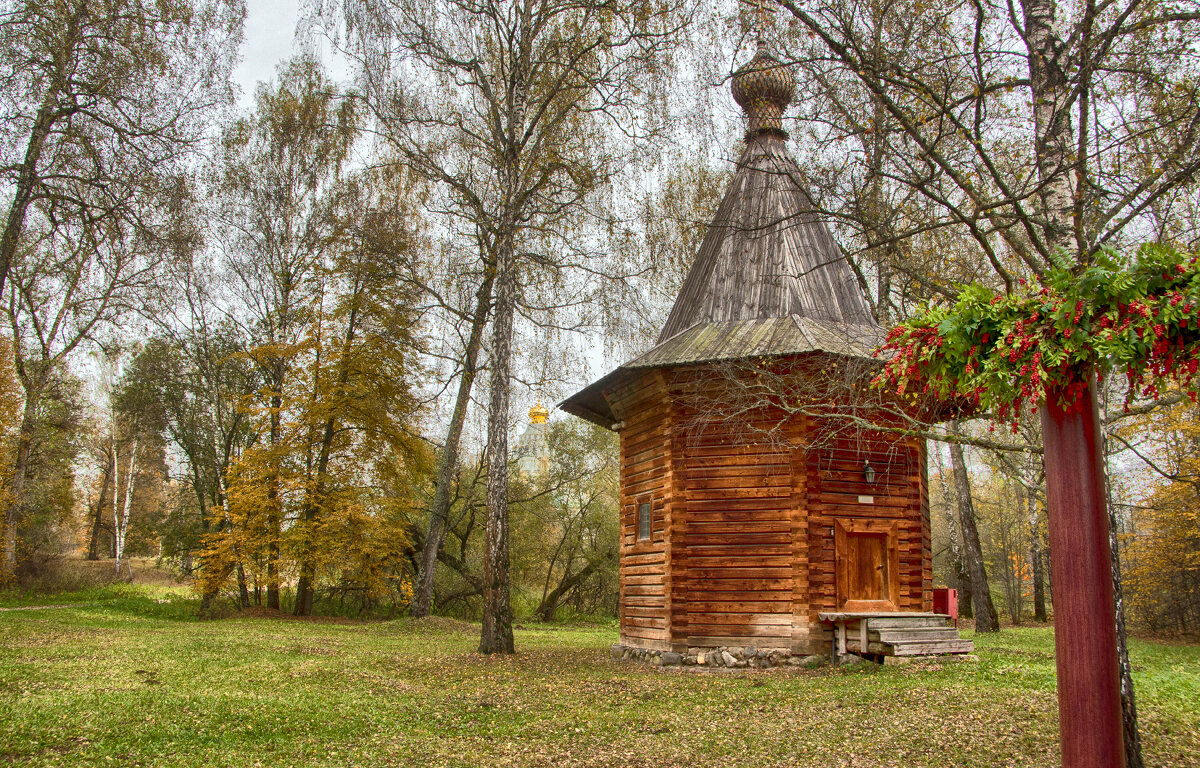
[529, 402, 549, 424]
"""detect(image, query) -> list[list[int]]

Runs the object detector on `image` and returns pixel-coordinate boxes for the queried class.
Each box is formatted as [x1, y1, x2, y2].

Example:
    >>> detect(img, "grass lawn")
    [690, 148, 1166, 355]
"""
[1, 586, 1198, 767]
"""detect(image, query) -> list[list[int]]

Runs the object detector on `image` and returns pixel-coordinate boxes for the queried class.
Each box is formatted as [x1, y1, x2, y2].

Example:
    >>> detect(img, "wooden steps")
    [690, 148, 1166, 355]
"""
[819, 612, 974, 661]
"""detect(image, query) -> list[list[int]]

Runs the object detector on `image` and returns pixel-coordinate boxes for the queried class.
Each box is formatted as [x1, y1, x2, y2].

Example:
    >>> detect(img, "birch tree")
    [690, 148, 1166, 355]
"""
[323, 0, 694, 651]
[773, 0, 1200, 282]
[1, 202, 170, 580]
[0, 0, 243, 298]
[213, 54, 360, 610]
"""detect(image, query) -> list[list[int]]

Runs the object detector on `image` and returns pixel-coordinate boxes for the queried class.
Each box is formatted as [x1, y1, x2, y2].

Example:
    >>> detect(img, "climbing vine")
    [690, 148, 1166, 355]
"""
[874, 244, 1200, 429]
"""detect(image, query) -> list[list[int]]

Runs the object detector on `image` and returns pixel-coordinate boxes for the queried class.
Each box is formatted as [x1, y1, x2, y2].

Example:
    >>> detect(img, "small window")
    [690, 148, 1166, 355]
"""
[637, 502, 651, 541]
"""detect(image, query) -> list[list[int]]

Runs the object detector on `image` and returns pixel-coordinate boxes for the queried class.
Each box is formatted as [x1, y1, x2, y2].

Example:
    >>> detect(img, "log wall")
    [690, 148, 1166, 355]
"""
[611, 371, 674, 650]
[608, 361, 932, 654]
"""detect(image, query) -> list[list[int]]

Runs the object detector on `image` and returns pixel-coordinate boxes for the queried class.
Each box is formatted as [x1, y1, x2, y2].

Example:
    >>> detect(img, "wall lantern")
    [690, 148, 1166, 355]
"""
[863, 460, 876, 485]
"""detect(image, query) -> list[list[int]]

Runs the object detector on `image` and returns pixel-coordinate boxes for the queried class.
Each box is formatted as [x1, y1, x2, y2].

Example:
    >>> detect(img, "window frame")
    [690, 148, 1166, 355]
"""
[636, 500, 652, 541]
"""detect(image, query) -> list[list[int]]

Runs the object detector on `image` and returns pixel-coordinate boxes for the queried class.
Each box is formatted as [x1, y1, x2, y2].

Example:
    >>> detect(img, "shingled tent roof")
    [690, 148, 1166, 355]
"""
[656, 134, 875, 340]
[561, 49, 880, 428]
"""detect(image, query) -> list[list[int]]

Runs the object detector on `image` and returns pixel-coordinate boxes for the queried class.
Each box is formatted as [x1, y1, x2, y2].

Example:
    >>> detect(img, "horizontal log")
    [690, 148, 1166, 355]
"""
[622, 585, 665, 596]
[680, 589, 793, 601]
[623, 552, 667, 567]
[685, 601, 793, 613]
[685, 486, 792, 500]
[685, 544, 794, 557]
[685, 612, 795, 627]
[686, 578, 793, 590]
[682, 457, 791, 472]
[689, 567, 793, 580]
[685, 624, 794, 638]
[622, 616, 668, 629]
[686, 635, 796, 647]
[687, 556, 794, 569]
[685, 534, 793, 547]
[624, 574, 668, 586]
[622, 564, 667, 577]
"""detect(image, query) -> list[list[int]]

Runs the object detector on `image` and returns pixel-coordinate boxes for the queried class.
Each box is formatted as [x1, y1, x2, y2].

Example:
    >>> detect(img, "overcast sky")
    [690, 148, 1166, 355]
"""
[232, 0, 336, 108]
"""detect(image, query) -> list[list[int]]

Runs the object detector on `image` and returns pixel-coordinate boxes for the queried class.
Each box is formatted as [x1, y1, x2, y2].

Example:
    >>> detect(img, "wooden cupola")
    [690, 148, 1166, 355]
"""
[561, 48, 956, 660]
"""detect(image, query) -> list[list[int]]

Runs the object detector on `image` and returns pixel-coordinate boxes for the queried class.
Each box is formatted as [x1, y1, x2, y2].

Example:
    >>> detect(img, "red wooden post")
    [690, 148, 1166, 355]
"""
[1040, 377, 1125, 768]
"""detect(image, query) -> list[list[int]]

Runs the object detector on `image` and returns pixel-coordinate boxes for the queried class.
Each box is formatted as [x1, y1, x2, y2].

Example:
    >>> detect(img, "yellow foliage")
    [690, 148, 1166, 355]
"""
[1123, 401, 1200, 633]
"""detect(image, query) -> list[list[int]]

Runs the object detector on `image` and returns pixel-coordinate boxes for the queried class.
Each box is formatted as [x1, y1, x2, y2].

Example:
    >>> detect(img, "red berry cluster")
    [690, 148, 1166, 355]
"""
[872, 245, 1200, 430]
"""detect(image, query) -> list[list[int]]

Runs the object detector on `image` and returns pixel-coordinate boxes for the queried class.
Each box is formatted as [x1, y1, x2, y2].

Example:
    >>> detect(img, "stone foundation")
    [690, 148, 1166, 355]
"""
[610, 643, 827, 669]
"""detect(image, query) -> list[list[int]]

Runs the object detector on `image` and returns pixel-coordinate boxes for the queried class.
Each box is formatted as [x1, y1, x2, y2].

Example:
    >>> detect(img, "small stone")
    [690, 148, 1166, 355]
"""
[785, 656, 803, 666]
[661, 652, 683, 666]
[838, 653, 868, 667]
[622, 649, 632, 660]
[744, 646, 758, 658]
[800, 654, 826, 669]
[650, 655, 663, 666]
[611, 644, 624, 660]
[696, 652, 706, 665]
[721, 651, 737, 667]
[733, 659, 748, 668]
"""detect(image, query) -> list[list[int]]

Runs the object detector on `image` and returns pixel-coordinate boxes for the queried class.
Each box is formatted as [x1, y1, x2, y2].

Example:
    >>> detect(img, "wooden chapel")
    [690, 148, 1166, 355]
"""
[561, 48, 971, 663]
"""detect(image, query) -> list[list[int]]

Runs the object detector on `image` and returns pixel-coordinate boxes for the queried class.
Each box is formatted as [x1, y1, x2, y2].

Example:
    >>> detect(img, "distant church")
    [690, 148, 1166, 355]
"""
[515, 402, 551, 478]
[561, 48, 970, 664]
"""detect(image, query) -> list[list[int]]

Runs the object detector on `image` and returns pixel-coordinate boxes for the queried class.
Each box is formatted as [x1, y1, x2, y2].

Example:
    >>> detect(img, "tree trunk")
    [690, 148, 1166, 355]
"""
[535, 558, 609, 623]
[266, 391, 282, 610]
[2, 394, 39, 582]
[1029, 470, 1049, 622]
[114, 436, 139, 574]
[957, 560, 974, 618]
[413, 265, 495, 618]
[0, 63, 72, 300]
[479, 234, 516, 655]
[215, 460, 250, 610]
[932, 440, 966, 608]
[1102, 434, 1144, 768]
[295, 300, 363, 617]
[1021, 0, 1079, 260]
[87, 456, 113, 561]
[948, 426, 1000, 632]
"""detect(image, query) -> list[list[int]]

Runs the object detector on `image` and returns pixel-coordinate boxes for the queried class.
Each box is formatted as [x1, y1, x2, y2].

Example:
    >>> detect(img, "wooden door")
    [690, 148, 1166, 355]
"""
[835, 519, 901, 611]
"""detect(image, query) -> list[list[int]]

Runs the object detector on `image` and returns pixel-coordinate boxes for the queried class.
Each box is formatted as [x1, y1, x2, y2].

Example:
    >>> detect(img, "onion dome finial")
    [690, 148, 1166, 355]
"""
[731, 47, 796, 138]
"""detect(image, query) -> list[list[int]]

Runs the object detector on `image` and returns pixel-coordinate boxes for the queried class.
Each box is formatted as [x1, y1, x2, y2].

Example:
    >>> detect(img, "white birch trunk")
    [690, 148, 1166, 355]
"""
[111, 440, 119, 568]
[114, 436, 138, 574]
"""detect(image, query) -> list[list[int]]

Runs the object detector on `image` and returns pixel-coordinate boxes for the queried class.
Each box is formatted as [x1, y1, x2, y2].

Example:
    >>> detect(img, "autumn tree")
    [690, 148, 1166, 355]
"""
[1115, 401, 1200, 633]
[212, 54, 360, 610]
[512, 420, 619, 622]
[126, 320, 260, 606]
[288, 163, 429, 616]
[324, 0, 694, 652]
[0, 0, 243, 298]
[1, 365, 83, 581]
[0, 189, 182, 580]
